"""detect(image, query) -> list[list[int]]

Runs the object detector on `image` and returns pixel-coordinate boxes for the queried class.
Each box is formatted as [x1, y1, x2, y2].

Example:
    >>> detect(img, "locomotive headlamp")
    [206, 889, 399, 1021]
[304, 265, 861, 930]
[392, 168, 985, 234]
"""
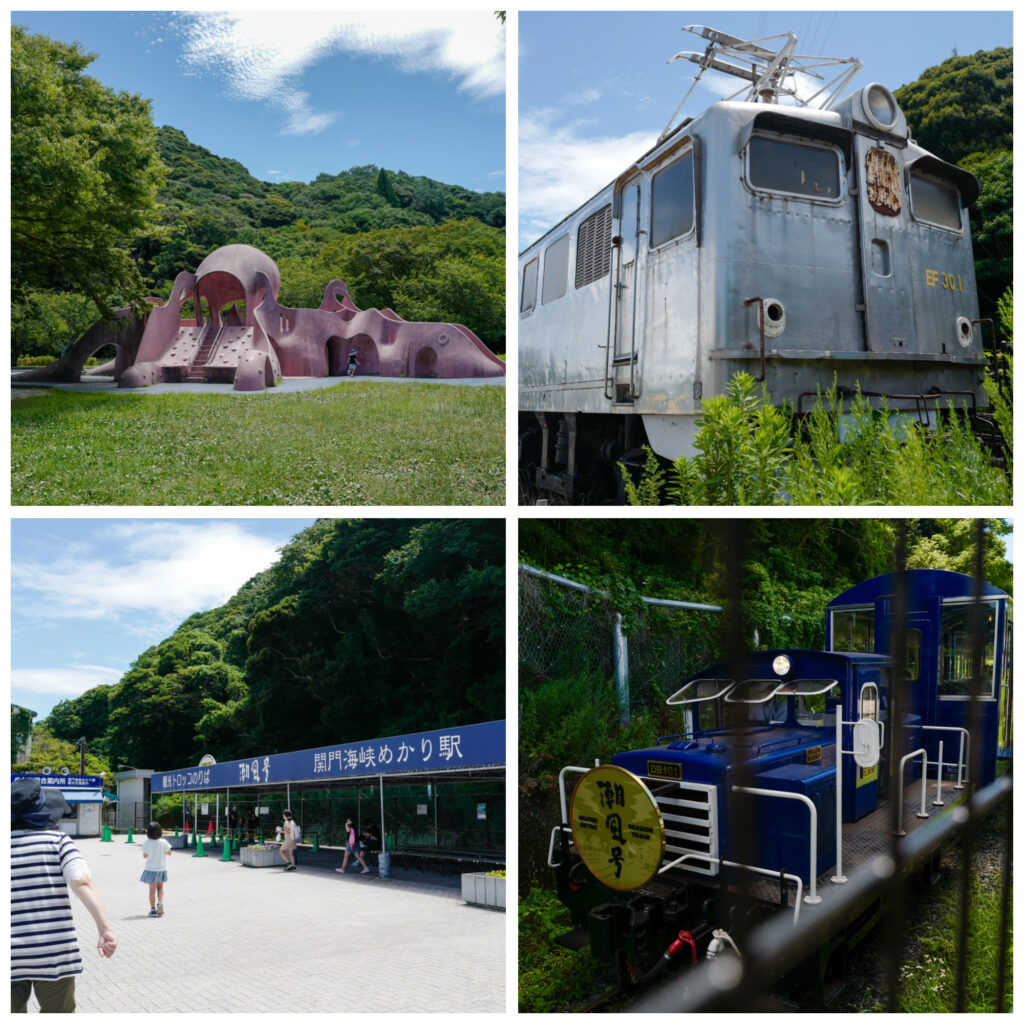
[772, 655, 792, 676]
[862, 84, 899, 132]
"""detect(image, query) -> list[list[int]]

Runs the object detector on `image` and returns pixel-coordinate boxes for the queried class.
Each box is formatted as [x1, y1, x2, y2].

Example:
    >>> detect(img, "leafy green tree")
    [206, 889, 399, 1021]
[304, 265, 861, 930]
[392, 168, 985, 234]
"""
[960, 148, 1012, 313]
[11, 705, 36, 762]
[895, 48, 1012, 165]
[375, 167, 399, 206]
[11, 25, 166, 320]
[12, 727, 109, 778]
[12, 291, 100, 360]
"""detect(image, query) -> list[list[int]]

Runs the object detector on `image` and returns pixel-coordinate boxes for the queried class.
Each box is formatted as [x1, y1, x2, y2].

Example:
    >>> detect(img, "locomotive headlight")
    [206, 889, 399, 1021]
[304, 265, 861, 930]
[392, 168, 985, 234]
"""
[862, 83, 899, 132]
[772, 655, 791, 677]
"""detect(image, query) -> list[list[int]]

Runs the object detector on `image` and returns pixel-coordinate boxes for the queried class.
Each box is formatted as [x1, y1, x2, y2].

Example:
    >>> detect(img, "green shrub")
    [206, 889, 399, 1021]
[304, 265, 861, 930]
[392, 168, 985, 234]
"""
[624, 373, 1011, 506]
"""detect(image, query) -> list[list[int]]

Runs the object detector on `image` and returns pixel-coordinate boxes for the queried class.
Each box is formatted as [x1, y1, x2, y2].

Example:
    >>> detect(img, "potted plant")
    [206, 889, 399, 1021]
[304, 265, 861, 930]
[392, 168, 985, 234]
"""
[460, 869, 505, 910]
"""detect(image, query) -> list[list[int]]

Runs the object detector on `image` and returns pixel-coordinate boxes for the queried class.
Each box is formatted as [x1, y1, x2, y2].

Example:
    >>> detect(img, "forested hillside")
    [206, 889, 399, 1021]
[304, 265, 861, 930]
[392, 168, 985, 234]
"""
[40, 519, 505, 771]
[11, 25, 506, 360]
[895, 47, 1012, 318]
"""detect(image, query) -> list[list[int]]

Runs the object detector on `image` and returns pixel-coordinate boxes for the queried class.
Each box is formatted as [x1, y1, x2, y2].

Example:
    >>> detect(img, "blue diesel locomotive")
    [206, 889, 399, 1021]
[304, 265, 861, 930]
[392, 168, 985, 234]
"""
[548, 570, 1010, 988]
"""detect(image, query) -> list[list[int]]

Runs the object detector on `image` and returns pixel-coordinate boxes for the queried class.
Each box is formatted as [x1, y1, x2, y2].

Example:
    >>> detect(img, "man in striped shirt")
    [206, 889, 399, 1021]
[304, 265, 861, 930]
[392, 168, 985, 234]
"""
[11, 779, 118, 1013]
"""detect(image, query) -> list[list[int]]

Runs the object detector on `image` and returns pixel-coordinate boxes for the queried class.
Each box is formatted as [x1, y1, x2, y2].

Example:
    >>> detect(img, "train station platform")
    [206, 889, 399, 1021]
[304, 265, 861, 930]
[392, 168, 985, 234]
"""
[46, 837, 505, 1014]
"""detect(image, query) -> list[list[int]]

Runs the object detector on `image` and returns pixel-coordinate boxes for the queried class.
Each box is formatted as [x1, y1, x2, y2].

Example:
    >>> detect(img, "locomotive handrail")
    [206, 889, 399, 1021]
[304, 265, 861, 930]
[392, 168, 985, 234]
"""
[661, 852, 804, 926]
[922, 724, 970, 789]
[557, 765, 594, 823]
[894, 748, 930, 837]
[731, 785, 820, 904]
[547, 824, 574, 868]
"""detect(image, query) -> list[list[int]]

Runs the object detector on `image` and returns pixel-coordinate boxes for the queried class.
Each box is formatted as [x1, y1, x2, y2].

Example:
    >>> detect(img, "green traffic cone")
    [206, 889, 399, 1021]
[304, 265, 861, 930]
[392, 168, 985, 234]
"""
[125, 829, 135, 844]
[194, 834, 206, 858]
[101, 826, 112, 843]
[313, 833, 320, 852]
[258, 829, 264, 844]
[221, 837, 232, 861]
[174, 826, 179, 838]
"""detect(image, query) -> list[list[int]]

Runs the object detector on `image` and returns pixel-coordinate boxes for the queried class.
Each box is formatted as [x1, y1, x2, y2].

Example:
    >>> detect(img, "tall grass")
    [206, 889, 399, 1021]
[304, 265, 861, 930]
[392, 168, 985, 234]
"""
[623, 373, 1011, 506]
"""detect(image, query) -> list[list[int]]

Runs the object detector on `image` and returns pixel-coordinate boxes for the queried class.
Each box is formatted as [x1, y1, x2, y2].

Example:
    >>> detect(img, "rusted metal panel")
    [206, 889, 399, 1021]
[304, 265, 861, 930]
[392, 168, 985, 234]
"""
[866, 147, 901, 216]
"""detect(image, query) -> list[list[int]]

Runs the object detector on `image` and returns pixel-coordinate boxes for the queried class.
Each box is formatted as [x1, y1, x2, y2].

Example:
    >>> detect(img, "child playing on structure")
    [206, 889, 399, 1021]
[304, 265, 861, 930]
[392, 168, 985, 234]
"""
[141, 822, 172, 917]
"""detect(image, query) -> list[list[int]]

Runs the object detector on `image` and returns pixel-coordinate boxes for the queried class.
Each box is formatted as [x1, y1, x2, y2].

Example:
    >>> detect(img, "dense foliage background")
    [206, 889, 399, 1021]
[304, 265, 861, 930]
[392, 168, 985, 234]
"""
[24, 519, 504, 775]
[895, 46, 1012, 320]
[11, 26, 506, 360]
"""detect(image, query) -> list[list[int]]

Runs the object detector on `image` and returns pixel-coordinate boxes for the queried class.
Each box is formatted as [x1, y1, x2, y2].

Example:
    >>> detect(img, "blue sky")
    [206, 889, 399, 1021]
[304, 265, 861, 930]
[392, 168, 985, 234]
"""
[13, 10, 505, 192]
[519, 10, 1012, 247]
[11, 519, 316, 721]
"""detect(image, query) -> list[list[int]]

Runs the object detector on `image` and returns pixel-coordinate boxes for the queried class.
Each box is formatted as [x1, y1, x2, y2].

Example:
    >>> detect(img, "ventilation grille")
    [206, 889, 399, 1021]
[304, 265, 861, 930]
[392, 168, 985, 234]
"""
[646, 777, 719, 877]
[575, 205, 611, 289]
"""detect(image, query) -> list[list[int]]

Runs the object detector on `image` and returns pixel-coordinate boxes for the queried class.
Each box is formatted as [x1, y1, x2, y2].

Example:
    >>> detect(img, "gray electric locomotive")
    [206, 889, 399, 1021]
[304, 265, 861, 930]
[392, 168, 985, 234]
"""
[518, 28, 989, 503]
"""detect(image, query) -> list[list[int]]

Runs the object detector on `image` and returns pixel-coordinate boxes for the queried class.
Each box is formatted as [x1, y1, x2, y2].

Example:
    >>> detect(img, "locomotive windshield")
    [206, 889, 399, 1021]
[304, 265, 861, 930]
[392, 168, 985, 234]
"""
[831, 607, 874, 652]
[747, 136, 841, 199]
[909, 170, 962, 230]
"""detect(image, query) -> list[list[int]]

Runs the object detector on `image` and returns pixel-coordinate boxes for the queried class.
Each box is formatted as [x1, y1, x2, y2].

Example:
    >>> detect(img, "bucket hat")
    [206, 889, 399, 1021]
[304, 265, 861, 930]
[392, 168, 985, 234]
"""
[11, 778, 69, 830]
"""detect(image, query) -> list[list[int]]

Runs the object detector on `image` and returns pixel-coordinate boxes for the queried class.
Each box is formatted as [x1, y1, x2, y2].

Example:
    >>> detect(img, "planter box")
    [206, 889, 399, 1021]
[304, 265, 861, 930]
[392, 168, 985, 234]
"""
[167, 835, 187, 849]
[240, 846, 283, 868]
[461, 872, 505, 910]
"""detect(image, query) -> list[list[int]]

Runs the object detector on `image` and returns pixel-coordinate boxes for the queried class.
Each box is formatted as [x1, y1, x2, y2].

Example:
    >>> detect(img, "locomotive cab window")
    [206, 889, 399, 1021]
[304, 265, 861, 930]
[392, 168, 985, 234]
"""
[831, 607, 875, 653]
[520, 257, 539, 315]
[542, 234, 570, 305]
[909, 170, 962, 231]
[939, 600, 998, 698]
[650, 150, 695, 248]
[667, 677, 735, 704]
[747, 135, 841, 201]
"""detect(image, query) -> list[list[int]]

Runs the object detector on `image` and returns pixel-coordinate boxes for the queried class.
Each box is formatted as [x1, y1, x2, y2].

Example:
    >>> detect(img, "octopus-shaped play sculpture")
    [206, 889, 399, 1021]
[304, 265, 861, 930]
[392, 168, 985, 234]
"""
[16, 244, 505, 391]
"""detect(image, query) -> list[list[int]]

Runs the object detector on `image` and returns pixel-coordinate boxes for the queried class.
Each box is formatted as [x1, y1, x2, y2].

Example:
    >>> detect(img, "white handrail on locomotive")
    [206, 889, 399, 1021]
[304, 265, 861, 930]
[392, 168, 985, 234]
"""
[922, 723, 970, 790]
[894, 748, 931, 837]
[830, 708, 884, 884]
[730, 785, 821, 904]
[659, 26, 864, 141]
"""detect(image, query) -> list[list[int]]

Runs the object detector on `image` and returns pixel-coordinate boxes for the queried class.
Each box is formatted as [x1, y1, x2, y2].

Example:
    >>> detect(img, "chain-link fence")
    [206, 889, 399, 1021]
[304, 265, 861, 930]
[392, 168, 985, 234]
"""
[519, 564, 720, 713]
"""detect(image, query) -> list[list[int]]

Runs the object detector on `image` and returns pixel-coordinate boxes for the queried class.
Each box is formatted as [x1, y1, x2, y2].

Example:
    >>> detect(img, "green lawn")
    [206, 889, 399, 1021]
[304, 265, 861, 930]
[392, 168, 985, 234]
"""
[12, 383, 505, 505]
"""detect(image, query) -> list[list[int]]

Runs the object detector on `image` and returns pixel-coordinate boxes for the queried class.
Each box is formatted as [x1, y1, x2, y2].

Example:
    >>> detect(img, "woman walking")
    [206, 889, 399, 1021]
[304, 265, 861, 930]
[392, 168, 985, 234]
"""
[278, 810, 298, 871]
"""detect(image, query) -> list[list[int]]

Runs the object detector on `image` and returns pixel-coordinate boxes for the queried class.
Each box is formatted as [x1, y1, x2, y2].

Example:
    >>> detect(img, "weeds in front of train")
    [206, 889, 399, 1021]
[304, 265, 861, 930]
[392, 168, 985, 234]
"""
[622, 371, 1011, 506]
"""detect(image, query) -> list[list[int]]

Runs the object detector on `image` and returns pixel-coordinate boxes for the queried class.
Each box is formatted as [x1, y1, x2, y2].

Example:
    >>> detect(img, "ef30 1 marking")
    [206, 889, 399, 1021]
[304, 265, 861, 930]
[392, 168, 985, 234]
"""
[925, 269, 964, 292]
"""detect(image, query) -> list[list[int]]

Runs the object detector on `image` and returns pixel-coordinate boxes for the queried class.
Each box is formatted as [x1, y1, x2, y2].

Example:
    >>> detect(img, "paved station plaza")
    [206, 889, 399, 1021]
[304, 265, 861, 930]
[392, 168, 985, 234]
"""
[36, 837, 505, 1013]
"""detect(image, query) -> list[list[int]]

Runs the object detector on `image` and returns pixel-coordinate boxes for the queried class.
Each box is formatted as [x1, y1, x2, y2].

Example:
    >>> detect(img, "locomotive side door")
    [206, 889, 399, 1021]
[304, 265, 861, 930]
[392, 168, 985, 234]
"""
[852, 135, 916, 354]
[610, 176, 642, 402]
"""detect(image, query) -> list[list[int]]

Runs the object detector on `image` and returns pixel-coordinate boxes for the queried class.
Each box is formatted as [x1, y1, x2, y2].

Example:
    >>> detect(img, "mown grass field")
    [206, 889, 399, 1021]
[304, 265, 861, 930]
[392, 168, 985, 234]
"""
[12, 383, 504, 505]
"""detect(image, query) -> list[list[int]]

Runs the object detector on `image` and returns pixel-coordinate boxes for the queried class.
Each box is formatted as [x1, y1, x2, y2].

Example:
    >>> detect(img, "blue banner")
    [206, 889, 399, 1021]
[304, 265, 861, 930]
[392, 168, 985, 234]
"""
[11, 773, 104, 789]
[152, 720, 505, 793]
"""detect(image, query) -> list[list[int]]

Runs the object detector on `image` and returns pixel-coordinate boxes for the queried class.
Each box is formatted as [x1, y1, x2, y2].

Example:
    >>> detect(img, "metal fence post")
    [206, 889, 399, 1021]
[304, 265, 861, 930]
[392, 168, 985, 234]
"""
[613, 612, 630, 725]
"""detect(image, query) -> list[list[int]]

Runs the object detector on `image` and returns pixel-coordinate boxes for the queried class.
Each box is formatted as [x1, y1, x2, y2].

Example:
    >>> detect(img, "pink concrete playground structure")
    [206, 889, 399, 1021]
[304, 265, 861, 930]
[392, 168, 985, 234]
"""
[16, 244, 505, 391]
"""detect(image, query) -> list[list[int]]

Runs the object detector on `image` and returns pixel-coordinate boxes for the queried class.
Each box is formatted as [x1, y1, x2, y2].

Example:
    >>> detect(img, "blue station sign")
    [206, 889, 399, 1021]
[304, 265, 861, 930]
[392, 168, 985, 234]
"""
[152, 720, 505, 793]
[11, 773, 104, 788]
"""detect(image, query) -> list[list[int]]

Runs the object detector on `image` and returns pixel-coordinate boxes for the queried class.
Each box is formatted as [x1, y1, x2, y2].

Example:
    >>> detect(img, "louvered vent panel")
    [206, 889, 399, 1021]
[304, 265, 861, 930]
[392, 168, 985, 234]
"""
[575, 205, 611, 289]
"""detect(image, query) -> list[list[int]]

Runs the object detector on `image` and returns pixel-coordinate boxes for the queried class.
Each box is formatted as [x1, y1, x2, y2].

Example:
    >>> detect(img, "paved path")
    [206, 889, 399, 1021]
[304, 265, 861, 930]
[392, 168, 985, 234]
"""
[11, 373, 504, 396]
[33, 838, 505, 1014]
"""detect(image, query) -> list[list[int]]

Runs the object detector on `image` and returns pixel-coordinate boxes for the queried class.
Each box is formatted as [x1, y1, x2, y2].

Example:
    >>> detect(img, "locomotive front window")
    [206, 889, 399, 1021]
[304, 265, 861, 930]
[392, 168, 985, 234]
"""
[667, 677, 735, 704]
[520, 258, 538, 314]
[725, 678, 785, 703]
[542, 234, 570, 305]
[909, 170, 962, 231]
[831, 608, 875, 653]
[939, 600, 997, 698]
[650, 151, 695, 248]
[748, 136, 841, 200]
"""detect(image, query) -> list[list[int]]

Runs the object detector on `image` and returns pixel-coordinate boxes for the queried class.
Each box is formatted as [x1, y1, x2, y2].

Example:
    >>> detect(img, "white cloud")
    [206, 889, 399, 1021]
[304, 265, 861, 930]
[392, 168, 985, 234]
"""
[175, 11, 505, 137]
[12, 522, 284, 628]
[519, 107, 656, 248]
[12, 665, 124, 699]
